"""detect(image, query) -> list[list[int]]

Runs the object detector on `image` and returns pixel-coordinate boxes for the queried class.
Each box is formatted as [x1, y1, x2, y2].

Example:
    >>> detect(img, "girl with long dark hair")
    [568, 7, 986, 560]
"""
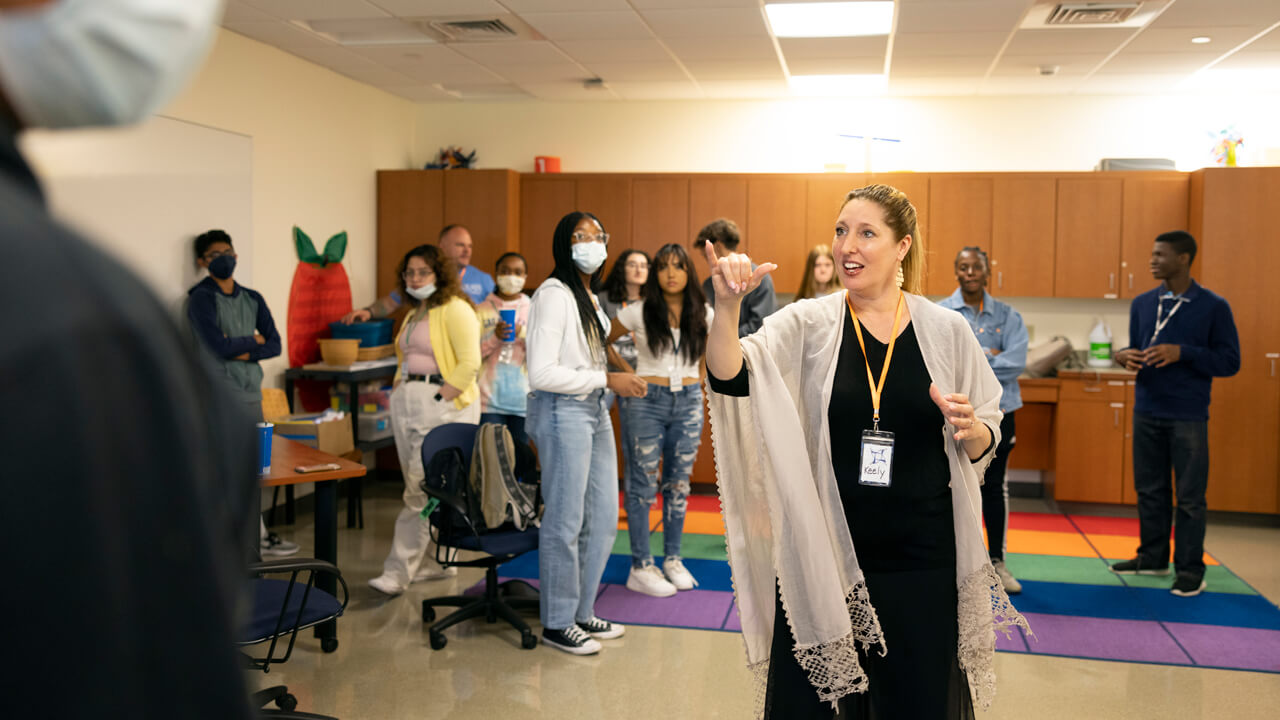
[606, 243, 712, 596]
[526, 212, 647, 655]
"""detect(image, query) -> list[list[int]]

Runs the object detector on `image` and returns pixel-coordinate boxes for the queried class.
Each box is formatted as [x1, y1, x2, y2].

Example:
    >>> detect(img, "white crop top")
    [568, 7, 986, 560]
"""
[615, 301, 714, 379]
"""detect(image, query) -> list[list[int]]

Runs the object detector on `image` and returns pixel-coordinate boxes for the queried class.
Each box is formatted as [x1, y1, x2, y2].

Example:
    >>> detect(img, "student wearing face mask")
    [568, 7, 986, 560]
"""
[0, 0, 258, 717]
[526, 212, 647, 655]
[476, 251, 532, 447]
[369, 245, 482, 597]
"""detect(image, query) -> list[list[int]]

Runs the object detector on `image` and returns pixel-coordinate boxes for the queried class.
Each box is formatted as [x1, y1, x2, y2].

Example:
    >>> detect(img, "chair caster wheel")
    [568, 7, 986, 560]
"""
[321, 637, 339, 653]
[422, 604, 436, 623]
[276, 694, 298, 712]
[521, 631, 537, 650]
[430, 631, 447, 650]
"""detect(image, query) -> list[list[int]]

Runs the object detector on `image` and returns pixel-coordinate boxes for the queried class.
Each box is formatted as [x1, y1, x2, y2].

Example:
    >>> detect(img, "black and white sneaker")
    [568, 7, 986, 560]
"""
[1170, 575, 1207, 598]
[1110, 557, 1170, 576]
[577, 616, 626, 640]
[542, 625, 602, 655]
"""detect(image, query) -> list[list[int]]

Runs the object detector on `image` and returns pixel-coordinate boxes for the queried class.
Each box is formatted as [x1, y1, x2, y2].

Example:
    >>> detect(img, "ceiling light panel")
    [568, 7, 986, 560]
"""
[765, 2, 894, 38]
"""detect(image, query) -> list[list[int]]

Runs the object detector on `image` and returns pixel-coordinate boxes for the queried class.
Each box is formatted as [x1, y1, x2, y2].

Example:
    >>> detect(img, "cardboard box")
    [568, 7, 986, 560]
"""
[272, 413, 354, 457]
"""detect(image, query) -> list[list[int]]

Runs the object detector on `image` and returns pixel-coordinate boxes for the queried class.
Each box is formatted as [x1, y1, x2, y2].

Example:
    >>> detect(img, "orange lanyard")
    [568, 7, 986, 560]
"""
[847, 290, 904, 429]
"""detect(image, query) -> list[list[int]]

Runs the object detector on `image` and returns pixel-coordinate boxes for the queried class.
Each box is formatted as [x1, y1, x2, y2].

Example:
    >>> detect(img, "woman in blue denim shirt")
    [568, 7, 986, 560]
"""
[526, 212, 647, 655]
[608, 244, 714, 598]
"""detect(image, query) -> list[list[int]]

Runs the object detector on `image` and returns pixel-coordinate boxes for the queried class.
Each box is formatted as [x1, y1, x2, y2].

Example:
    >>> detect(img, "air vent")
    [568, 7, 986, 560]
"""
[1045, 3, 1140, 25]
[429, 18, 518, 41]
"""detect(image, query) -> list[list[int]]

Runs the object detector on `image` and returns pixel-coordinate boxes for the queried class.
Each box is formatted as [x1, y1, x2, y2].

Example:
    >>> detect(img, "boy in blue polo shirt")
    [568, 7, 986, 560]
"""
[1111, 231, 1240, 597]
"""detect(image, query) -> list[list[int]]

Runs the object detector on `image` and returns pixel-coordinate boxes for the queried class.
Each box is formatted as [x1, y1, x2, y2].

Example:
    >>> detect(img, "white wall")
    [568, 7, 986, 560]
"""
[415, 93, 1280, 173]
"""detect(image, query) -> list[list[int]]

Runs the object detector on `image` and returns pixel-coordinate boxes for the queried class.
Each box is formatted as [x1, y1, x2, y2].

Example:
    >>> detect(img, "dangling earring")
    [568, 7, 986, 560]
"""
[895, 263, 905, 289]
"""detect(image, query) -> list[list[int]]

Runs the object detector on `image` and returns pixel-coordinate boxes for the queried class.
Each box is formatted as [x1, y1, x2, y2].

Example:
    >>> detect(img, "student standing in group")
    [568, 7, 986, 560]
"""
[476, 251, 532, 447]
[340, 224, 495, 322]
[1112, 231, 1240, 598]
[704, 185, 1028, 718]
[598, 249, 650, 527]
[695, 218, 777, 337]
[795, 244, 841, 300]
[607, 244, 712, 597]
[938, 246, 1029, 594]
[368, 245, 481, 597]
[526, 212, 647, 655]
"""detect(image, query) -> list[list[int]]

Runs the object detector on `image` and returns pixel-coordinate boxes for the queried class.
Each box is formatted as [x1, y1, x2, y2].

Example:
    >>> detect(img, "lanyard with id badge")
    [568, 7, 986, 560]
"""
[848, 291, 904, 488]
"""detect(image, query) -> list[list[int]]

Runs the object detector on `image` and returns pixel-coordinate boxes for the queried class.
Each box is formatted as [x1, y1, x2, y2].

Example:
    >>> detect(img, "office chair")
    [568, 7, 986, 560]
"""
[240, 558, 350, 718]
[419, 422, 540, 651]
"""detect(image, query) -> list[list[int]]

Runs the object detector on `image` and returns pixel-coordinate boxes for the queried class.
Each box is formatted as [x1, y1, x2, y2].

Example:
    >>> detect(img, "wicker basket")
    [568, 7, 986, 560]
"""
[318, 338, 360, 366]
[356, 343, 395, 361]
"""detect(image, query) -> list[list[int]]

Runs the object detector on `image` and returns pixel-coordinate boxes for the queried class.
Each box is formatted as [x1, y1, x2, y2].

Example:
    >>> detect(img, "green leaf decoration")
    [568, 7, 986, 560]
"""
[322, 232, 348, 265]
[293, 226, 322, 264]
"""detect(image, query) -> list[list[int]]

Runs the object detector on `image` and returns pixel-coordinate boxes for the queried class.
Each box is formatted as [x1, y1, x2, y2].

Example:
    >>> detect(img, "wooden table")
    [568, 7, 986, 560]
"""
[262, 437, 366, 652]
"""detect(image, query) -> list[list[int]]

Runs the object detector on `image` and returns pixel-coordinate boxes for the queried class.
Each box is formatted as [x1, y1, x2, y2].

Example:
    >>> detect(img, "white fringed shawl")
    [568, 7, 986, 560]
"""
[707, 291, 1030, 718]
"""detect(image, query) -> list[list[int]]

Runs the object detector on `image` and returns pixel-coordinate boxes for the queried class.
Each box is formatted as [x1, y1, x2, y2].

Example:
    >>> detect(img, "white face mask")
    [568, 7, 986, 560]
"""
[571, 242, 608, 275]
[406, 284, 437, 301]
[0, 0, 223, 129]
[496, 275, 526, 295]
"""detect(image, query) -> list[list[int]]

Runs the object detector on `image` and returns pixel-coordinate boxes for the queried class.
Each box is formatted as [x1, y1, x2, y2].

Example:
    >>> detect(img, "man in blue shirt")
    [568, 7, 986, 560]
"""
[939, 246, 1028, 594]
[340, 224, 494, 322]
[1111, 231, 1240, 598]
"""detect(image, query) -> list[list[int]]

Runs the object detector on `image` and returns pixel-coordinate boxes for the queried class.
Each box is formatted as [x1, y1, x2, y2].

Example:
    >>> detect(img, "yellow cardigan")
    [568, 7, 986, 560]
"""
[393, 296, 481, 410]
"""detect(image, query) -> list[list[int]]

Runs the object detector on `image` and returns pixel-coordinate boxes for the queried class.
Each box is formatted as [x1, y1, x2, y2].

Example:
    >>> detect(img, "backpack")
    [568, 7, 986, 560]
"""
[469, 423, 541, 531]
[421, 446, 481, 535]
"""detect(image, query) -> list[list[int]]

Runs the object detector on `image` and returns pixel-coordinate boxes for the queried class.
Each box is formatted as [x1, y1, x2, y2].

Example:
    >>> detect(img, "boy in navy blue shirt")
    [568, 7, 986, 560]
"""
[1111, 231, 1239, 597]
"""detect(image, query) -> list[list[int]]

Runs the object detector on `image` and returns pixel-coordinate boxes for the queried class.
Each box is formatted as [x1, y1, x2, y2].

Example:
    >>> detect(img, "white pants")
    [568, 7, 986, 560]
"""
[381, 381, 480, 586]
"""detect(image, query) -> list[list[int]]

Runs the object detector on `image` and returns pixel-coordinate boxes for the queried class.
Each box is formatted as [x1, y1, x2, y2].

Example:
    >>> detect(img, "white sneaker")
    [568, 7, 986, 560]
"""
[626, 564, 677, 597]
[260, 532, 299, 557]
[577, 616, 626, 640]
[993, 560, 1022, 594]
[413, 566, 457, 583]
[662, 557, 698, 591]
[368, 574, 406, 596]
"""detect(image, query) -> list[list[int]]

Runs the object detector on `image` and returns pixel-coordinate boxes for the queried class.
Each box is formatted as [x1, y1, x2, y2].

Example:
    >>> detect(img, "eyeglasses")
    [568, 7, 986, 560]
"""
[203, 250, 236, 261]
[625, 262, 648, 271]
[571, 232, 610, 245]
[402, 269, 434, 281]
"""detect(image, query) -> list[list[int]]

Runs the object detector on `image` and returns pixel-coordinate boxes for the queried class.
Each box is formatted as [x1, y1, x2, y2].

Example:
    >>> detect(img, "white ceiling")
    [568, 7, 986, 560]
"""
[221, 0, 1280, 101]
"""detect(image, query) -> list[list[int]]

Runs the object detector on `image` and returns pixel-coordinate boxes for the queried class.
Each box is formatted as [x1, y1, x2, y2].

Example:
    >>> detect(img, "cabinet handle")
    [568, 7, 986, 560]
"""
[1128, 272, 1133, 290]
[1114, 408, 1120, 426]
[1268, 353, 1279, 377]
[997, 271, 1003, 289]
[1109, 272, 1116, 290]
[1083, 386, 1102, 393]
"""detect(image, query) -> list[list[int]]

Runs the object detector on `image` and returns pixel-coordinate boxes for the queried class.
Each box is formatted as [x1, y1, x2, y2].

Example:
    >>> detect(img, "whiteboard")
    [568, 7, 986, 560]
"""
[18, 116, 253, 315]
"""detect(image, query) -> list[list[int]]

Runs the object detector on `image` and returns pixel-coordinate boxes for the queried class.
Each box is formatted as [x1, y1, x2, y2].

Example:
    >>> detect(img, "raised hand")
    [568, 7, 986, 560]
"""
[703, 241, 777, 306]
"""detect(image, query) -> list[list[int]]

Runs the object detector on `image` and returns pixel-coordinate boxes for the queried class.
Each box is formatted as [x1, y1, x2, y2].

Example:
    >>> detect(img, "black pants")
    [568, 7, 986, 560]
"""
[1132, 412, 1208, 580]
[982, 412, 1016, 562]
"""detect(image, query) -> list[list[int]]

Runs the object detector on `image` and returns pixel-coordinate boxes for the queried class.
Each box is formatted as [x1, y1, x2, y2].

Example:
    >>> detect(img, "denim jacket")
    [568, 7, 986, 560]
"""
[938, 289, 1028, 413]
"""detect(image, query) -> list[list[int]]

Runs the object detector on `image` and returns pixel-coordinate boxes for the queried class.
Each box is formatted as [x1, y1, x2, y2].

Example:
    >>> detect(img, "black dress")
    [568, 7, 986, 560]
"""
[710, 311, 980, 720]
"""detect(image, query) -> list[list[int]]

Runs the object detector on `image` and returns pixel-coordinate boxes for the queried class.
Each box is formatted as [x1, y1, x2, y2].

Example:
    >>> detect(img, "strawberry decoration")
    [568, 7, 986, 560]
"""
[287, 227, 352, 410]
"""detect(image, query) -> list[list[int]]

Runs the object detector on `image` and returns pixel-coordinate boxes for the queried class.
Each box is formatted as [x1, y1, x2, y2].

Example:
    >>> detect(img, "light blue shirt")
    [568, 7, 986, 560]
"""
[460, 265, 495, 305]
[938, 289, 1028, 413]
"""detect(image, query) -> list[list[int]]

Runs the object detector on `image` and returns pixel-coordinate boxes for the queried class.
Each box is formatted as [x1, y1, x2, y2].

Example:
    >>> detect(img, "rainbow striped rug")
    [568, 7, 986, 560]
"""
[494, 496, 1280, 673]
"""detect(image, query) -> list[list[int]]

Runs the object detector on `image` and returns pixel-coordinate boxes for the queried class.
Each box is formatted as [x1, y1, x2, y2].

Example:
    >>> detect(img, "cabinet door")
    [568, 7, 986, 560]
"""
[377, 170, 443, 298]
[576, 176, 633, 252]
[519, 177, 575, 288]
[631, 178, 690, 256]
[1120, 176, 1189, 299]
[805, 175, 867, 256]
[689, 177, 749, 252]
[1198, 168, 1280, 513]
[746, 177, 808, 293]
[1055, 178, 1123, 298]
[444, 169, 519, 281]
[991, 177, 1056, 297]
[1122, 381, 1138, 504]
[1055, 380, 1126, 503]
[926, 176, 992, 295]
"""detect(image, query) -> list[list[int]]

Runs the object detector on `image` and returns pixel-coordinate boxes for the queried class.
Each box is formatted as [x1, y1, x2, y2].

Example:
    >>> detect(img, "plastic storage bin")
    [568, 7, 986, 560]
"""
[357, 410, 393, 442]
[329, 319, 393, 347]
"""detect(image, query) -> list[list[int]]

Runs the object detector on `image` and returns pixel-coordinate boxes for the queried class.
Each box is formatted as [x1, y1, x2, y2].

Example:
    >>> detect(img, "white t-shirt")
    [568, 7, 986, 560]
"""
[615, 301, 713, 379]
[527, 278, 612, 397]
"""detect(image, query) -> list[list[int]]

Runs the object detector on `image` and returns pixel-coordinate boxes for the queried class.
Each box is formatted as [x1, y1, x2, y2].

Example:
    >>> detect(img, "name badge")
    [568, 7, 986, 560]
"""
[859, 430, 895, 487]
[669, 370, 683, 391]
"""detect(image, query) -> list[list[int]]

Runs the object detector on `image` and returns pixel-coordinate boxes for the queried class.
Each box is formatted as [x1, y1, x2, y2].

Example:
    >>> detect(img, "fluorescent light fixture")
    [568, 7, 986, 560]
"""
[1182, 68, 1280, 91]
[790, 73, 887, 96]
[765, 2, 894, 38]
[1190, 36, 1211, 44]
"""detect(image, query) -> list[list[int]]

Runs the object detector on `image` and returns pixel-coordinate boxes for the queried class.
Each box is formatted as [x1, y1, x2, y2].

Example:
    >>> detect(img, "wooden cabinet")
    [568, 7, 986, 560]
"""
[1195, 167, 1280, 513]
[519, 177, 575, 287]
[576, 176, 633, 252]
[1054, 377, 1130, 503]
[1120, 175, 1189, 299]
[746, 177, 808, 293]
[631, 178, 690, 255]
[925, 176, 992, 295]
[805, 175, 866, 259]
[376, 170, 443, 297]
[1121, 381, 1138, 504]
[443, 169, 520, 281]
[991, 176, 1056, 297]
[688, 177, 749, 250]
[1055, 178, 1123, 298]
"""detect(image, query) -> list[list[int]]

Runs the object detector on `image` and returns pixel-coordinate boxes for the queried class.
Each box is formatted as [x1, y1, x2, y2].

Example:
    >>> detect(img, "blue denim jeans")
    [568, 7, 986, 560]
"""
[526, 389, 618, 629]
[619, 383, 704, 567]
[1132, 412, 1209, 579]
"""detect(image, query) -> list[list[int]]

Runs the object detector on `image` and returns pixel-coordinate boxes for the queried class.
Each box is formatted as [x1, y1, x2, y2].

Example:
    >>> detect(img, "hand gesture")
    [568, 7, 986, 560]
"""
[1114, 348, 1143, 371]
[1141, 344, 1180, 368]
[929, 384, 984, 442]
[702, 241, 777, 305]
[607, 372, 647, 398]
[494, 319, 513, 341]
[340, 308, 372, 325]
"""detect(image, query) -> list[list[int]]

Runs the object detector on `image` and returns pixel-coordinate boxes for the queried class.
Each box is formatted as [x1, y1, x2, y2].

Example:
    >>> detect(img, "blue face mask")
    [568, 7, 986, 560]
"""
[208, 254, 236, 280]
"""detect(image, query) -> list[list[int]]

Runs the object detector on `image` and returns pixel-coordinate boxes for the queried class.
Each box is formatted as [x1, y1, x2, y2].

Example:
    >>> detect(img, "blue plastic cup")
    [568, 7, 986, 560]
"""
[257, 422, 274, 477]
[498, 308, 516, 341]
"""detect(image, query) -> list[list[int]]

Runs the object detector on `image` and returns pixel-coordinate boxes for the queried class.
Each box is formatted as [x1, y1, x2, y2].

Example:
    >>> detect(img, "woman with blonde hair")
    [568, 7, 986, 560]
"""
[795, 244, 841, 300]
[704, 184, 1029, 718]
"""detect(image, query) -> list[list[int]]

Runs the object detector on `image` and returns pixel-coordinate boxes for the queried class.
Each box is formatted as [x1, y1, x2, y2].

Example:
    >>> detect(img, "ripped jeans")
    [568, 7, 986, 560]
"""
[620, 383, 704, 568]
